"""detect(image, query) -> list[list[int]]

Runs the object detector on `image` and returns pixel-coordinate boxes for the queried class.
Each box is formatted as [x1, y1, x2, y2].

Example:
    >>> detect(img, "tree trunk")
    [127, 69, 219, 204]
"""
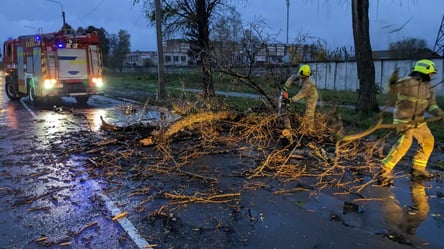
[197, 0, 215, 97]
[155, 0, 166, 99]
[351, 0, 379, 115]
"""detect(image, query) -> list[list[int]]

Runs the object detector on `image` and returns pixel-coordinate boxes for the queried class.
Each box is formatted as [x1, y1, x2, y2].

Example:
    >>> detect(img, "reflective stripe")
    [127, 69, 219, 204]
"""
[393, 118, 425, 127]
[398, 94, 428, 104]
[382, 160, 396, 170]
[393, 118, 410, 124]
[413, 159, 427, 168]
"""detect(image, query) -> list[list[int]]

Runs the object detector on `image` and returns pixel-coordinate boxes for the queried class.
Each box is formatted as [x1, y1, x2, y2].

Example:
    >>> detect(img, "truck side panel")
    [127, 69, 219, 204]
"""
[16, 46, 26, 93]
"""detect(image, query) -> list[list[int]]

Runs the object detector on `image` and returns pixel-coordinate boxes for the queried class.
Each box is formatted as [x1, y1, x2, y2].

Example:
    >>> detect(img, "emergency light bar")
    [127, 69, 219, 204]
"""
[56, 41, 65, 48]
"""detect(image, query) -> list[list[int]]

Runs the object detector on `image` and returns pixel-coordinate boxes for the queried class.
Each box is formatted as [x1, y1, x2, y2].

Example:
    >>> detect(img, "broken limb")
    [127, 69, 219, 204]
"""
[337, 115, 443, 144]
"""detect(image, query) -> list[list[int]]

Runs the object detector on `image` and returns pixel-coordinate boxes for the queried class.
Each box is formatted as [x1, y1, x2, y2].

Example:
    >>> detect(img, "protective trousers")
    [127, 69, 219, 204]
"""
[303, 97, 317, 130]
[382, 123, 434, 171]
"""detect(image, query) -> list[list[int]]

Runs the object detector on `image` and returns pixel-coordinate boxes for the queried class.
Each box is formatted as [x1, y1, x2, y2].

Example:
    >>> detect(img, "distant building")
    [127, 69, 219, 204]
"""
[124, 51, 156, 67]
[123, 39, 192, 67]
[162, 39, 192, 66]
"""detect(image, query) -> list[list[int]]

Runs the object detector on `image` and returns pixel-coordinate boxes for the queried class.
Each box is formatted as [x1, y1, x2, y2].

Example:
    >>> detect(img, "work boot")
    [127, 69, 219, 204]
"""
[411, 168, 435, 182]
[374, 168, 394, 187]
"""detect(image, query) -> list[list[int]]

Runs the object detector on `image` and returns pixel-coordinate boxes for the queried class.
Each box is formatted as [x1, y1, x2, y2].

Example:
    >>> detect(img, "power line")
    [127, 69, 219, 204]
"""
[82, 0, 105, 18]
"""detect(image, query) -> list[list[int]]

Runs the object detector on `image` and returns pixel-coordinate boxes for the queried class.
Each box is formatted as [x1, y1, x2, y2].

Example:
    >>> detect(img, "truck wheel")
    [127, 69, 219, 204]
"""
[5, 80, 21, 100]
[75, 96, 89, 105]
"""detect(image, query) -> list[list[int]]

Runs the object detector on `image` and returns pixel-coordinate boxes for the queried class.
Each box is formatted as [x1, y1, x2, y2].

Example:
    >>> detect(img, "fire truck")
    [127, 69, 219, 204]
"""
[2, 30, 104, 104]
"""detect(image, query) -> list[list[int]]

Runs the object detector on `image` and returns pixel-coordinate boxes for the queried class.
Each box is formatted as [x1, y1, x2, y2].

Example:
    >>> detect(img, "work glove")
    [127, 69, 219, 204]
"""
[281, 97, 291, 107]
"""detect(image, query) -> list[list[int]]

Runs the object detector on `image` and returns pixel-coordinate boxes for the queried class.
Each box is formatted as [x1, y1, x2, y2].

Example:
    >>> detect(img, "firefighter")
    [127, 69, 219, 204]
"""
[376, 59, 444, 186]
[281, 64, 319, 133]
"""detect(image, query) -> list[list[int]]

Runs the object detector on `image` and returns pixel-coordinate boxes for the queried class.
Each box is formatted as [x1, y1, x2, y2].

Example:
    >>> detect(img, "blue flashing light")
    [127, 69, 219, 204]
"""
[56, 41, 65, 48]
[35, 35, 41, 42]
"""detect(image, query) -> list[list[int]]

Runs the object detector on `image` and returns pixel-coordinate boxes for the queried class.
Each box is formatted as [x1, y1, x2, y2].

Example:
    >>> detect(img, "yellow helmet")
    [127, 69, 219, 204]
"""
[299, 64, 311, 77]
[413, 59, 437, 74]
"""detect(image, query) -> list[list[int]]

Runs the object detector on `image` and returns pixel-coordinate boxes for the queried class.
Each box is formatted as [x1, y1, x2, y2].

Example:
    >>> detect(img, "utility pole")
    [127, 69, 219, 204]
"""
[155, 0, 166, 99]
[47, 0, 66, 30]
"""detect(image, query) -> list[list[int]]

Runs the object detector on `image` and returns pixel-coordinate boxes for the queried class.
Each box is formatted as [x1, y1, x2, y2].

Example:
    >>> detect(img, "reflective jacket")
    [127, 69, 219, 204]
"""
[391, 76, 442, 124]
[284, 75, 318, 105]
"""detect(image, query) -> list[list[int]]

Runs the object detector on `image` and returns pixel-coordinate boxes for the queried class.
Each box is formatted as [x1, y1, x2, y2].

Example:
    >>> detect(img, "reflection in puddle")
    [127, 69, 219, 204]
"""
[6, 103, 19, 129]
[383, 181, 429, 236]
[41, 111, 64, 135]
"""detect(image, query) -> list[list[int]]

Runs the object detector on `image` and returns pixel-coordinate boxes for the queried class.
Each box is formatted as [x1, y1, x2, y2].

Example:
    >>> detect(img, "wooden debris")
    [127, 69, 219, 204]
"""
[164, 192, 240, 204]
[273, 187, 310, 195]
[35, 236, 48, 242]
[140, 111, 238, 145]
[100, 116, 121, 131]
[73, 221, 99, 236]
[59, 241, 72, 247]
[112, 212, 128, 221]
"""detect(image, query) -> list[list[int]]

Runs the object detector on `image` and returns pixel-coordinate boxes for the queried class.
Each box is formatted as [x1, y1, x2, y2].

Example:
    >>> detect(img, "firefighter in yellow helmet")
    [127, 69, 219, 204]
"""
[377, 59, 443, 186]
[281, 64, 319, 133]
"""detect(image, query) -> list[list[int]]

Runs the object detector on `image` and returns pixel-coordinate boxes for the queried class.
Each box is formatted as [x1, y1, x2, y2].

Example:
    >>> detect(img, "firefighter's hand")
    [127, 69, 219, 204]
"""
[281, 97, 291, 107]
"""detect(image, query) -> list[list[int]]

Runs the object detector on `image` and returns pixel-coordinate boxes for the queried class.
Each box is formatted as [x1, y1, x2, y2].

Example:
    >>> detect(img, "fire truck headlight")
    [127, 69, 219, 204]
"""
[44, 79, 57, 89]
[92, 77, 104, 88]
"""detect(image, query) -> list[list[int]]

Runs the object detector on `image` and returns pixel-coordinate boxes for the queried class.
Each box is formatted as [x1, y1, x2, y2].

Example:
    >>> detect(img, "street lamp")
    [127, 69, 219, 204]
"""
[286, 0, 290, 46]
[47, 0, 66, 29]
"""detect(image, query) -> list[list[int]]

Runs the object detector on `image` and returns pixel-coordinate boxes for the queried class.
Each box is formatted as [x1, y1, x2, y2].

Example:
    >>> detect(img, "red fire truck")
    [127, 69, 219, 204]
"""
[2, 30, 104, 104]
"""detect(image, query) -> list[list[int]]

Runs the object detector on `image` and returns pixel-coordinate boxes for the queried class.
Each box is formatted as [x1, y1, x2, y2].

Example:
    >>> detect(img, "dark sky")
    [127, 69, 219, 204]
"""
[1, 0, 443, 52]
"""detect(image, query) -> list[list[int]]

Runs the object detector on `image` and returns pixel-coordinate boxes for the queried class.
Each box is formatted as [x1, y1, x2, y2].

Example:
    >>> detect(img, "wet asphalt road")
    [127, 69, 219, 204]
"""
[0, 84, 152, 248]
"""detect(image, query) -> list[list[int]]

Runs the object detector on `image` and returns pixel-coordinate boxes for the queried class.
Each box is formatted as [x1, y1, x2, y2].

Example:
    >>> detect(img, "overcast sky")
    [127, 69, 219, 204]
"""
[0, 0, 443, 53]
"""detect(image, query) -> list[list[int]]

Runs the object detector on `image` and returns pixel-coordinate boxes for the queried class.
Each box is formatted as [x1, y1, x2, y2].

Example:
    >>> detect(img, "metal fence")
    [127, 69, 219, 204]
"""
[308, 58, 444, 95]
[119, 58, 444, 96]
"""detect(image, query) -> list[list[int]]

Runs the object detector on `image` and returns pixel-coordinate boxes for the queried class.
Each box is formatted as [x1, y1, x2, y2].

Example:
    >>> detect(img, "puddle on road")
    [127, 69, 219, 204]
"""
[292, 175, 444, 247]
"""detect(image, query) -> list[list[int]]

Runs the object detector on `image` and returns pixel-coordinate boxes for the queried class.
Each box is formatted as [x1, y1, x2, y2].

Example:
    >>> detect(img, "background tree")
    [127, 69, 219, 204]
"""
[108, 30, 131, 71]
[388, 37, 430, 59]
[352, 0, 379, 115]
[77, 26, 111, 67]
[136, 0, 239, 97]
[211, 14, 284, 107]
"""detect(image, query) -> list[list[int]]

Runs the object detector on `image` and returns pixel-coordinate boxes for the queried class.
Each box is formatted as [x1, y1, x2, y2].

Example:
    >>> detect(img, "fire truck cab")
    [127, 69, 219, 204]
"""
[2, 30, 104, 104]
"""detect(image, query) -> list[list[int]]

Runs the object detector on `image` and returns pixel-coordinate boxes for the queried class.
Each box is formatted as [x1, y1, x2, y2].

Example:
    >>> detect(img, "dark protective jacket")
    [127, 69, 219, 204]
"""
[390, 76, 442, 124]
